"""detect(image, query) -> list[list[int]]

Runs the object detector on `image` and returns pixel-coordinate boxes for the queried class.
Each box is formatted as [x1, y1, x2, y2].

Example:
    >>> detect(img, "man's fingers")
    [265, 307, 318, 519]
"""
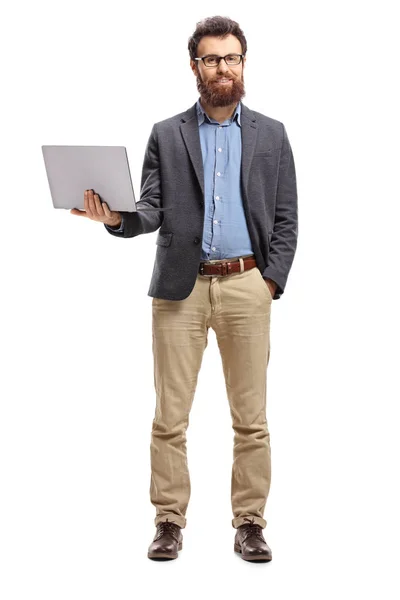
[102, 202, 111, 217]
[70, 208, 87, 216]
[88, 189, 96, 217]
[93, 192, 103, 215]
[81, 189, 110, 221]
[84, 190, 90, 216]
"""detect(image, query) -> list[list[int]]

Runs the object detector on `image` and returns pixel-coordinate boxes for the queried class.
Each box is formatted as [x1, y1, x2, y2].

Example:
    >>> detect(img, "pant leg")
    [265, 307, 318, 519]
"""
[210, 265, 273, 529]
[150, 275, 211, 528]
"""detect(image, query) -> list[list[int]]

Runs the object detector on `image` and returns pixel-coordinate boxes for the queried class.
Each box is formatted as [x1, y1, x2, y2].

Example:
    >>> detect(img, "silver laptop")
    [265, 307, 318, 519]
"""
[41, 145, 171, 212]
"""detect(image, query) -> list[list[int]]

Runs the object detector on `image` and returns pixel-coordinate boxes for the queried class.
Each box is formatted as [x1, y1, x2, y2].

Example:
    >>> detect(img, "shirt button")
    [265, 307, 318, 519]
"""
[219, 126, 222, 129]
[215, 196, 220, 200]
[214, 220, 218, 224]
[217, 172, 221, 176]
[212, 246, 216, 251]
[218, 148, 222, 152]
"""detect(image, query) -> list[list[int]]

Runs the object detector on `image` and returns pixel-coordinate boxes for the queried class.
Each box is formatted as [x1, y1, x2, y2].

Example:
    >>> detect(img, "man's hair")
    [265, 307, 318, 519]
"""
[188, 15, 247, 62]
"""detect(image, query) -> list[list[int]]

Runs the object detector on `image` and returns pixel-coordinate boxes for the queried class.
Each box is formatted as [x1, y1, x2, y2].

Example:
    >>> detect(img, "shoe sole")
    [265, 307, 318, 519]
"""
[234, 542, 272, 562]
[148, 541, 183, 560]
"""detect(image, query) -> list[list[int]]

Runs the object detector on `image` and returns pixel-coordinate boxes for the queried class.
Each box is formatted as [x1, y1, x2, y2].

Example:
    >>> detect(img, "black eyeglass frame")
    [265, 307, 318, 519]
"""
[194, 53, 245, 67]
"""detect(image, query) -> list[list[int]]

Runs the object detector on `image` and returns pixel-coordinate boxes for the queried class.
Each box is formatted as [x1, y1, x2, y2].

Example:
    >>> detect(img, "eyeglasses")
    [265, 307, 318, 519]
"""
[194, 53, 245, 68]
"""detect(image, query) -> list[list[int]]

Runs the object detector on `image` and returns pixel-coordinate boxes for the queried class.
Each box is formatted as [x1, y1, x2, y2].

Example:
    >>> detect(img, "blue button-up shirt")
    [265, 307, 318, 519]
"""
[196, 98, 253, 261]
[107, 98, 254, 263]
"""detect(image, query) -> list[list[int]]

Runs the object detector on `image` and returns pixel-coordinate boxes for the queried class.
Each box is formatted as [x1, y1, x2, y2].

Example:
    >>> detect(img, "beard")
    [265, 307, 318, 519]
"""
[195, 69, 246, 107]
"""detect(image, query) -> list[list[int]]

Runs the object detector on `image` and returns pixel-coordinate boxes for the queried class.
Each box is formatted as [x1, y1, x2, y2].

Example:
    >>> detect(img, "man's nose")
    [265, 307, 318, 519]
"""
[217, 61, 230, 74]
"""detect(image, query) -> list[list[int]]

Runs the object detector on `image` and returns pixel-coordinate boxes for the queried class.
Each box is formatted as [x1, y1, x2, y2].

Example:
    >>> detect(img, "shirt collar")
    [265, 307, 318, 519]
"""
[196, 97, 241, 127]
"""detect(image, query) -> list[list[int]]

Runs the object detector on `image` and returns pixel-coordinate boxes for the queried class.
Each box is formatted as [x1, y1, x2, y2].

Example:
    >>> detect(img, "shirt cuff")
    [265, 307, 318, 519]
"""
[105, 214, 124, 232]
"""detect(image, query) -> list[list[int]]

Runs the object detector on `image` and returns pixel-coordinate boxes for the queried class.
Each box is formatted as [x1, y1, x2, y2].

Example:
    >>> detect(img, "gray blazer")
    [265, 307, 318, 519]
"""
[105, 101, 298, 301]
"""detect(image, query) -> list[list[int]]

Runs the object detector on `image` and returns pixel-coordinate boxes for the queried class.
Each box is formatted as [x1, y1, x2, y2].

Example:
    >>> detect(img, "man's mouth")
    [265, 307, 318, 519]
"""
[215, 78, 232, 84]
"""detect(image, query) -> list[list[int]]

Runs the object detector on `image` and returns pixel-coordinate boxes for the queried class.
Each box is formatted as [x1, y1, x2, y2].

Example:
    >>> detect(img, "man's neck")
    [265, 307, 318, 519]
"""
[199, 98, 239, 124]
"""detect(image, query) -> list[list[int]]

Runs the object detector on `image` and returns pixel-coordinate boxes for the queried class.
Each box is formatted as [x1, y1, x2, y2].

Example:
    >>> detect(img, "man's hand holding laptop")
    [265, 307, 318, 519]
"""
[70, 189, 122, 227]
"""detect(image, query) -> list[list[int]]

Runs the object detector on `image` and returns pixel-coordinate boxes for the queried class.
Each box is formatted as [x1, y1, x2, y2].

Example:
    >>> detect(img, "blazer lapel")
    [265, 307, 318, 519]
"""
[179, 101, 258, 200]
[180, 104, 205, 197]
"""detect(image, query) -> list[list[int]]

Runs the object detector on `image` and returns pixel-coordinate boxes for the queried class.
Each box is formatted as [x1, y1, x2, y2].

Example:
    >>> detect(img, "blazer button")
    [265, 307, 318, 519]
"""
[194, 237, 200, 244]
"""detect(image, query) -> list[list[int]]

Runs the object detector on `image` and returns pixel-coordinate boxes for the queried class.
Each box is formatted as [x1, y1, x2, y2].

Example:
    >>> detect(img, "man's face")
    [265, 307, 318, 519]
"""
[190, 34, 246, 108]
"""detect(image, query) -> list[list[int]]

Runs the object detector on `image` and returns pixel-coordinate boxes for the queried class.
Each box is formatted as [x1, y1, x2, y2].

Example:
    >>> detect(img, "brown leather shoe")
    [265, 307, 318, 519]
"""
[147, 519, 183, 560]
[234, 517, 272, 562]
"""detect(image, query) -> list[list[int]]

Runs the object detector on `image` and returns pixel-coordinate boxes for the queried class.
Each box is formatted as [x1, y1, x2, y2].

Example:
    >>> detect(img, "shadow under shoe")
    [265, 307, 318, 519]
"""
[234, 517, 272, 562]
[148, 519, 183, 560]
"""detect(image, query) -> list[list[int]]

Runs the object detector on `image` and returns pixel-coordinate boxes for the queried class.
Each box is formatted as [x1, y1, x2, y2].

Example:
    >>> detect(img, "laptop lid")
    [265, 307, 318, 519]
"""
[41, 145, 171, 212]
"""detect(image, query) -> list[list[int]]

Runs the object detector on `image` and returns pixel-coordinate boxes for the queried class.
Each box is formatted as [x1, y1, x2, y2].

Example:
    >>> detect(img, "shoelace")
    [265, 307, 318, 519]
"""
[241, 517, 265, 542]
[157, 518, 180, 542]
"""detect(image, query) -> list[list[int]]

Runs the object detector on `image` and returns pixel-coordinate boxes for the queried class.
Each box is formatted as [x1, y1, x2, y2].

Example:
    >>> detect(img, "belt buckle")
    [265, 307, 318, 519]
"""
[200, 261, 230, 277]
[215, 261, 230, 276]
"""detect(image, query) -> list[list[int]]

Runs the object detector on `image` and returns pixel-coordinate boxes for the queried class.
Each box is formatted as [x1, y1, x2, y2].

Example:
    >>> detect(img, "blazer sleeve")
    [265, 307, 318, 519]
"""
[104, 123, 163, 238]
[262, 123, 298, 299]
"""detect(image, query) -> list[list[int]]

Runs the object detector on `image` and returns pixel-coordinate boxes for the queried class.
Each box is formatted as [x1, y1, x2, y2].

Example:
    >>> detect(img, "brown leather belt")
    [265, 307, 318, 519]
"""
[198, 255, 257, 277]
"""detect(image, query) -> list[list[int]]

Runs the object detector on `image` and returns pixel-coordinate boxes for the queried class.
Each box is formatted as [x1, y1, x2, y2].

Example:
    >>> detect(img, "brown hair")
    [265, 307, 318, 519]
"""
[188, 16, 247, 62]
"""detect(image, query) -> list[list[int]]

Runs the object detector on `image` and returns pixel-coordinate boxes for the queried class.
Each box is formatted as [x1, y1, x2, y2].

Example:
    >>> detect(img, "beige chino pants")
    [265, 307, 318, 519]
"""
[150, 255, 272, 529]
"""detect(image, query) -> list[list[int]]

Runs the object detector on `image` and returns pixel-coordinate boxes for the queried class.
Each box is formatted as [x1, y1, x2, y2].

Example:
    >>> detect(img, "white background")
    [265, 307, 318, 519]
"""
[1, 0, 399, 598]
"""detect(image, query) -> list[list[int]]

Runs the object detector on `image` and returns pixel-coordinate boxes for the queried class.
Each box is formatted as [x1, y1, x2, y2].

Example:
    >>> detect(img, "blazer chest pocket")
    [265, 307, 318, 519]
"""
[156, 231, 173, 247]
[253, 149, 273, 157]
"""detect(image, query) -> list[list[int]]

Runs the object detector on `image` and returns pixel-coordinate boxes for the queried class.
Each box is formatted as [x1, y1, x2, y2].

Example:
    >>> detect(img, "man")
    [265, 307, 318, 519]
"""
[71, 16, 298, 562]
